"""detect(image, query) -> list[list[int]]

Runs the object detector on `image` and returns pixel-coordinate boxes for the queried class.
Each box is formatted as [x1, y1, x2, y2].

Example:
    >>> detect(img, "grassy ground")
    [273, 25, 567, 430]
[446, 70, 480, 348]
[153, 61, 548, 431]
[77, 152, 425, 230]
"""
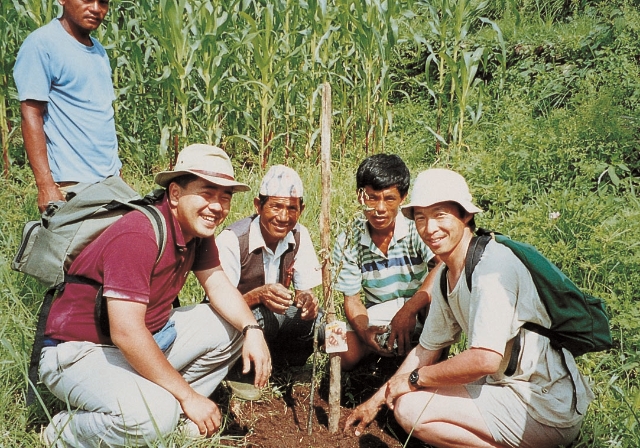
[1, 141, 638, 446]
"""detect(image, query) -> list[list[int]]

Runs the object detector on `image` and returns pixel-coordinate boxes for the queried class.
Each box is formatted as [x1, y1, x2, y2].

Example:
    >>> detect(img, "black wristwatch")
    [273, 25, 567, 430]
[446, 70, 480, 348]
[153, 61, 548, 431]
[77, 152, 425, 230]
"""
[408, 368, 420, 388]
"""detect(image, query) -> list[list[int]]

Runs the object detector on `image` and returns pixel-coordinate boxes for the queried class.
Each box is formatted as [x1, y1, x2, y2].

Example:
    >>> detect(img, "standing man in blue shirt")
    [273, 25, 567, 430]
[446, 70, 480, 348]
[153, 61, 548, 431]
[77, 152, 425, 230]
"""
[14, 0, 121, 212]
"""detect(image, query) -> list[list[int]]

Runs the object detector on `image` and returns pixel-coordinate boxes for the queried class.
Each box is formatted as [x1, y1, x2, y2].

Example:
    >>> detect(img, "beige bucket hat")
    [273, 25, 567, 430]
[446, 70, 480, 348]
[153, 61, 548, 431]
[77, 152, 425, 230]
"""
[154, 144, 250, 192]
[402, 168, 482, 219]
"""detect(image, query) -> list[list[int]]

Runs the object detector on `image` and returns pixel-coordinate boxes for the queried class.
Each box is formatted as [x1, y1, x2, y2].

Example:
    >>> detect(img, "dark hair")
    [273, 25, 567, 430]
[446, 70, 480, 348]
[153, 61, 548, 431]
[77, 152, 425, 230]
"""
[356, 154, 410, 197]
[257, 194, 304, 208]
[169, 173, 200, 189]
[453, 202, 477, 231]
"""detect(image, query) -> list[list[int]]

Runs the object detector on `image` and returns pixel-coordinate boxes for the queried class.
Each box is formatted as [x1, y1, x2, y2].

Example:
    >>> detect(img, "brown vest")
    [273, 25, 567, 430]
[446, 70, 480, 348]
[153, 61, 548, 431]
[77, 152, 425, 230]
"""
[224, 215, 300, 294]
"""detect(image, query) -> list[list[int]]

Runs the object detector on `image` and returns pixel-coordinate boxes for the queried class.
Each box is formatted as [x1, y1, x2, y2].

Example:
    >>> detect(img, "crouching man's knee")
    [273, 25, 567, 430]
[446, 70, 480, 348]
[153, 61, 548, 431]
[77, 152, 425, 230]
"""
[393, 392, 428, 434]
[112, 392, 181, 445]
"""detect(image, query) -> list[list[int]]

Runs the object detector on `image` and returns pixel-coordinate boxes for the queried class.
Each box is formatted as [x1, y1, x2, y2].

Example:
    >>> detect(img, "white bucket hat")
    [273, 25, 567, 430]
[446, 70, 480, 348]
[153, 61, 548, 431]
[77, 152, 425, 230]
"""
[259, 165, 304, 198]
[154, 144, 249, 192]
[402, 168, 482, 219]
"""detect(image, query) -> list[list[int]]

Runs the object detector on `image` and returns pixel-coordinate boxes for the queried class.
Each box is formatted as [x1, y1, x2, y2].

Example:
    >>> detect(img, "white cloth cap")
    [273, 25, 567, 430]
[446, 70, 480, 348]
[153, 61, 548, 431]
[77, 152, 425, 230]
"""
[259, 165, 304, 198]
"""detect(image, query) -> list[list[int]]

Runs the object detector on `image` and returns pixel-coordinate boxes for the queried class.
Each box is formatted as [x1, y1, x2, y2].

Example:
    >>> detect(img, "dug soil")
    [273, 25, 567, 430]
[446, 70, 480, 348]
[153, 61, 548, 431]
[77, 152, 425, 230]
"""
[218, 356, 429, 448]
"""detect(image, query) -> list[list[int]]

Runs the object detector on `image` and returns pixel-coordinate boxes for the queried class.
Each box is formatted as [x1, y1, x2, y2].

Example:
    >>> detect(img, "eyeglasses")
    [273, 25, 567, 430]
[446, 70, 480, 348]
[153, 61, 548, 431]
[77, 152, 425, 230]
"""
[357, 188, 402, 210]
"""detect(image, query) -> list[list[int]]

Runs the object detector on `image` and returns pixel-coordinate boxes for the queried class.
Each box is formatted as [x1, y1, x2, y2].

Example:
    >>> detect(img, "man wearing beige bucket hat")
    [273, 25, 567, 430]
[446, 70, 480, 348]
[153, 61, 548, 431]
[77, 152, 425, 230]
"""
[345, 168, 593, 448]
[216, 165, 322, 399]
[39, 144, 271, 446]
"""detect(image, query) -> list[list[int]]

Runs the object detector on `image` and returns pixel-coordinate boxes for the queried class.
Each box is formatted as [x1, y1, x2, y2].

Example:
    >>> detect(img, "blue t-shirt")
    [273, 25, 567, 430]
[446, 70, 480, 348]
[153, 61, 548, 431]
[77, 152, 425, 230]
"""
[14, 19, 122, 183]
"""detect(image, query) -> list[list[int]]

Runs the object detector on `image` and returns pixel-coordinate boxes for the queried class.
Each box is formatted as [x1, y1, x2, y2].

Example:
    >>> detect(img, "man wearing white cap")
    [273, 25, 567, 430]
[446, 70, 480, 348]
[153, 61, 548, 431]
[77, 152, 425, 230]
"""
[39, 144, 271, 446]
[216, 165, 322, 398]
[345, 168, 593, 448]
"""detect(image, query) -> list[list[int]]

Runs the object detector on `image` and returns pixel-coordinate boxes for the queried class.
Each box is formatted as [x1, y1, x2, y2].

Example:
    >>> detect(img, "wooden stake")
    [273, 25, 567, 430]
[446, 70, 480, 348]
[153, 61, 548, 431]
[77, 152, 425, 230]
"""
[307, 81, 337, 435]
[322, 82, 341, 433]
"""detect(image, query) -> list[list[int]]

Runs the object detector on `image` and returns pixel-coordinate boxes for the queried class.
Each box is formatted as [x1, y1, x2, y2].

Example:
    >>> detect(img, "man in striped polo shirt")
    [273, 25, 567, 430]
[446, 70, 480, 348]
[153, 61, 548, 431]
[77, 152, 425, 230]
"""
[333, 154, 436, 370]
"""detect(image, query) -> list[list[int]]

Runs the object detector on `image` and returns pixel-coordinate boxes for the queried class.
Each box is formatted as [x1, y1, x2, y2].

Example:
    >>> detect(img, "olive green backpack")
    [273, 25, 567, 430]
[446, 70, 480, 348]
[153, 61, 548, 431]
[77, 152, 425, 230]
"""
[12, 176, 167, 406]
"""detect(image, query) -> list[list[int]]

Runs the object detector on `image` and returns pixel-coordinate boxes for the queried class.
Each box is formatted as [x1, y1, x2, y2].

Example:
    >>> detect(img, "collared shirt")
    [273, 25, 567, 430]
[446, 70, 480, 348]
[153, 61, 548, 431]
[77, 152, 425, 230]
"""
[45, 195, 220, 344]
[332, 213, 433, 305]
[216, 216, 321, 291]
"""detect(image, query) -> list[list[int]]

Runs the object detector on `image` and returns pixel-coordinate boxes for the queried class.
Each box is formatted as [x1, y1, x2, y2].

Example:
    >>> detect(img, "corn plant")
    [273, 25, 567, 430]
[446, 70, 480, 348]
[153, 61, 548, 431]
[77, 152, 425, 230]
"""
[413, 0, 504, 152]
[235, 2, 282, 167]
[143, 0, 201, 161]
[338, 0, 400, 154]
[9, 0, 408, 170]
[192, 0, 237, 146]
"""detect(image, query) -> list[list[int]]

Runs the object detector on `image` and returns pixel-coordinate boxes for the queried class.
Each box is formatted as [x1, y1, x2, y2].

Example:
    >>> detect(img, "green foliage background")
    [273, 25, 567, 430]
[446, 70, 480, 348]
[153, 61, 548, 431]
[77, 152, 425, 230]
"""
[1, 0, 639, 446]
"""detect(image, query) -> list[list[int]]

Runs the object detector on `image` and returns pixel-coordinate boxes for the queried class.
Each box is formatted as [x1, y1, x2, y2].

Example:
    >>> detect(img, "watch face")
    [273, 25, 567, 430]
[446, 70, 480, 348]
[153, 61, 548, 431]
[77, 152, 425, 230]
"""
[409, 369, 420, 385]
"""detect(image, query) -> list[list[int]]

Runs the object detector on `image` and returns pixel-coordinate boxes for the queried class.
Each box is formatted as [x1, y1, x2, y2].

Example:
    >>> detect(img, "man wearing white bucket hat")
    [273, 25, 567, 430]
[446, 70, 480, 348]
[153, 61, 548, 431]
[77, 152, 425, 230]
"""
[345, 168, 593, 448]
[332, 154, 436, 370]
[216, 165, 322, 399]
[39, 144, 271, 446]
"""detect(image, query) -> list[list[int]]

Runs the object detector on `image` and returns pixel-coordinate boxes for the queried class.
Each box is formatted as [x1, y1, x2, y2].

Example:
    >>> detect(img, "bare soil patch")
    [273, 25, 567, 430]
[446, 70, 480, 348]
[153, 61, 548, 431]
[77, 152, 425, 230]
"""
[217, 356, 430, 448]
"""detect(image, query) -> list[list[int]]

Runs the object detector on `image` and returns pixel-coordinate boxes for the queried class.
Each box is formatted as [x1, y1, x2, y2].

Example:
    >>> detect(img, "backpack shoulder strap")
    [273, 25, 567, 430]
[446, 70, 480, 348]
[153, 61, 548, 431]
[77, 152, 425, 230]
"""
[438, 231, 493, 300]
[438, 264, 449, 300]
[465, 233, 493, 290]
[131, 204, 167, 264]
[129, 189, 168, 264]
[26, 284, 64, 407]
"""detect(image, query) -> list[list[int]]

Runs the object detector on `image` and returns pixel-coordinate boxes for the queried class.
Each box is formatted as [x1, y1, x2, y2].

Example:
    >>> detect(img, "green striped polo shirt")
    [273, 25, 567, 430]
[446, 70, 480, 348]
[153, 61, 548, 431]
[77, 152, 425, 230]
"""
[332, 213, 433, 305]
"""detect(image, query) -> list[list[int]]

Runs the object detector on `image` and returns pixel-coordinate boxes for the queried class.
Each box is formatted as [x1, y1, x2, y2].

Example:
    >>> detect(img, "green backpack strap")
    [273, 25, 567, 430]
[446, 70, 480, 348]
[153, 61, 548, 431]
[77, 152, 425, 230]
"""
[129, 203, 167, 264]
[438, 232, 492, 297]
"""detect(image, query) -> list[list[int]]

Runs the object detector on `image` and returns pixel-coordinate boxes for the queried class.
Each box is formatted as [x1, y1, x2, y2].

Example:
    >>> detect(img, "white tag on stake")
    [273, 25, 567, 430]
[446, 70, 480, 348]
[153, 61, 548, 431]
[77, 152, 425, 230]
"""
[325, 321, 348, 353]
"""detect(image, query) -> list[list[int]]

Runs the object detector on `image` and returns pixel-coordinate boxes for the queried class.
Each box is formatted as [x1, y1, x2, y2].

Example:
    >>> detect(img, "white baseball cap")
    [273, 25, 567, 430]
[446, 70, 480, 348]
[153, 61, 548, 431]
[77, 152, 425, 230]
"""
[154, 144, 250, 192]
[402, 168, 482, 219]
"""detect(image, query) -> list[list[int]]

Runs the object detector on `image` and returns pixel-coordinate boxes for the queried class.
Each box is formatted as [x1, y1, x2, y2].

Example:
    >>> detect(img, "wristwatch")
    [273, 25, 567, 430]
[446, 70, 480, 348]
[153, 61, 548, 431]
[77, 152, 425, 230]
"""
[408, 368, 420, 388]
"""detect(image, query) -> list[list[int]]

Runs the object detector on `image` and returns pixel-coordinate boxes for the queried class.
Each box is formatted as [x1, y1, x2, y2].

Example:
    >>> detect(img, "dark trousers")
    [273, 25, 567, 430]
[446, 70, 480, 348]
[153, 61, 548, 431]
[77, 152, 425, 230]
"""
[253, 304, 324, 366]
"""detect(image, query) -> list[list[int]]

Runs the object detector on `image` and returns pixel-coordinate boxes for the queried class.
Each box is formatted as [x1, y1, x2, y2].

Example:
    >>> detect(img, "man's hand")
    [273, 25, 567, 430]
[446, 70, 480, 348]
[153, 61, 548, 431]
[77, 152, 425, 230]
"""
[241, 328, 272, 388]
[387, 306, 417, 356]
[180, 390, 223, 437]
[344, 397, 384, 436]
[384, 372, 413, 410]
[37, 183, 65, 213]
[294, 289, 318, 320]
[256, 283, 294, 314]
[357, 325, 395, 357]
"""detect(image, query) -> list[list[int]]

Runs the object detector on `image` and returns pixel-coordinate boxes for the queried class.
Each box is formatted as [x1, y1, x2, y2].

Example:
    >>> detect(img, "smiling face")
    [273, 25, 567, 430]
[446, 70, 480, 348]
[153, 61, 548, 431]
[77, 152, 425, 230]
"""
[169, 178, 232, 243]
[255, 196, 304, 251]
[412, 201, 473, 263]
[58, 0, 109, 43]
[358, 185, 406, 234]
